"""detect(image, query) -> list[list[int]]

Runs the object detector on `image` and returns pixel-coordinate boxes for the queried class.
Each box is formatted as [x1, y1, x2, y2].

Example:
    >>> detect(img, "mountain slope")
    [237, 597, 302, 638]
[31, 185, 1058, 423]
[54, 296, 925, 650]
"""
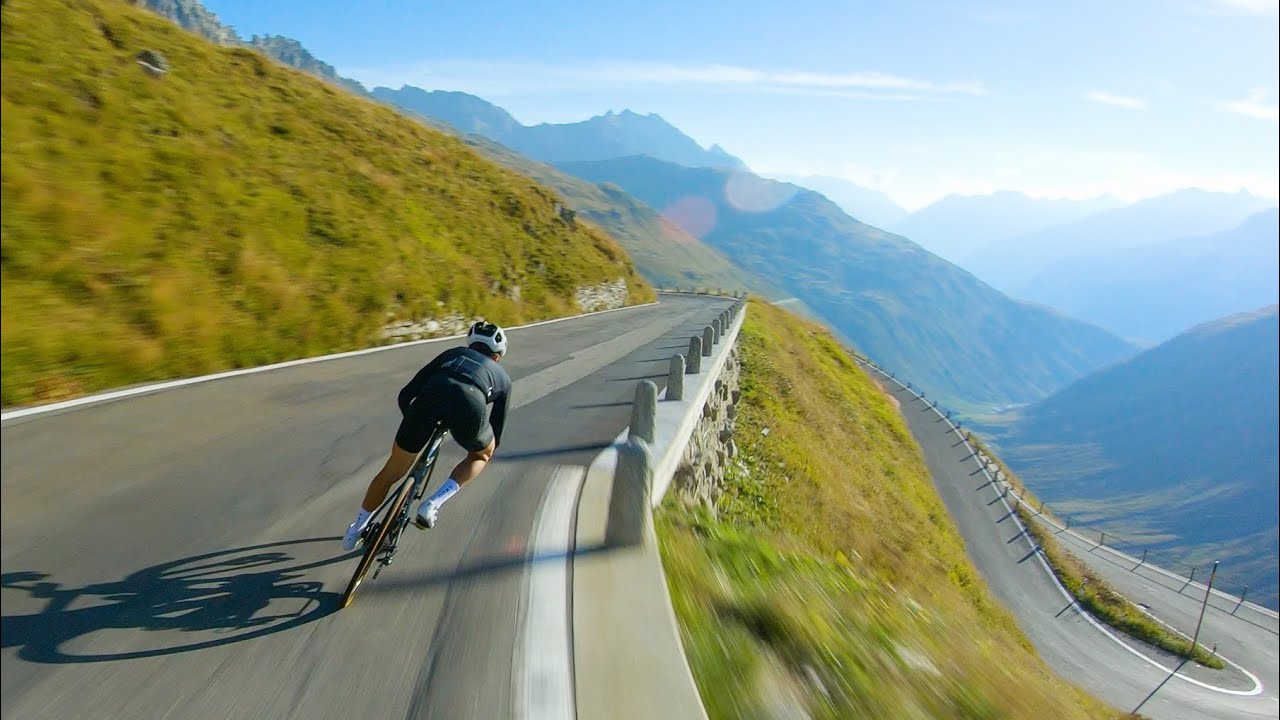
[557, 156, 1137, 413]
[992, 306, 1280, 603]
[968, 188, 1274, 296]
[1017, 208, 1280, 342]
[890, 191, 1123, 264]
[460, 136, 785, 298]
[771, 174, 908, 228]
[372, 86, 746, 169]
[1, 0, 650, 406]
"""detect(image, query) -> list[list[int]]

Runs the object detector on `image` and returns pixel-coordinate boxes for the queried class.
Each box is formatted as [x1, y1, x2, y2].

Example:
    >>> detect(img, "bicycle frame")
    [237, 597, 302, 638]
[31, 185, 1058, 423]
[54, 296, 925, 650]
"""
[340, 424, 449, 607]
[371, 424, 449, 575]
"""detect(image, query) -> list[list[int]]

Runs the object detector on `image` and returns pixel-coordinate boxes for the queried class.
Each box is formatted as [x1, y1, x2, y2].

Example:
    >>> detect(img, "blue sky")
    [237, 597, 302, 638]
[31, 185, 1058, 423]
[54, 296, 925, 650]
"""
[204, 0, 1278, 210]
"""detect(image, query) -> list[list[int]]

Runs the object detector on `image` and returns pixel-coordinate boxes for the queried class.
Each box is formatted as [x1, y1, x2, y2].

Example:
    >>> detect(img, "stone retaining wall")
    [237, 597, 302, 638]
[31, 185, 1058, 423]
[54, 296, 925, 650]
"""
[379, 278, 631, 342]
[669, 343, 741, 512]
[576, 278, 629, 313]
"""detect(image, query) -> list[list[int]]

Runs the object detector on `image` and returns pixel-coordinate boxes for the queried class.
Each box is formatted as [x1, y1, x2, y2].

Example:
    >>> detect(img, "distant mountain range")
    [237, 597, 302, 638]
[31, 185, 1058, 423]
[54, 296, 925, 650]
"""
[372, 86, 746, 170]
[769, 174, 908, 229]
[991, 305, 1279, 604]
[890, 191, 1124, 265]
[555, 156, 1137, 413]
[962, 188, 1275, 296]
[1015, 208, 1280, 343]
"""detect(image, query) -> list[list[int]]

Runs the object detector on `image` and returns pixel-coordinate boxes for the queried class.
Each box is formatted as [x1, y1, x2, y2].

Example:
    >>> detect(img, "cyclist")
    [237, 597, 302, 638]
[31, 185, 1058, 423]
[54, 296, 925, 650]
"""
[342, 321, 512, 551]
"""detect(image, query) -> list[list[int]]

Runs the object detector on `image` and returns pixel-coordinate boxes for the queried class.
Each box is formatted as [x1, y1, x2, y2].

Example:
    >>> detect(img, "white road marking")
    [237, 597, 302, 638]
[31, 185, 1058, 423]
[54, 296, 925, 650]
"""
[856, 358, 1265, 697]
[1, 301, 658, 422]
[513, 465, 584, 720]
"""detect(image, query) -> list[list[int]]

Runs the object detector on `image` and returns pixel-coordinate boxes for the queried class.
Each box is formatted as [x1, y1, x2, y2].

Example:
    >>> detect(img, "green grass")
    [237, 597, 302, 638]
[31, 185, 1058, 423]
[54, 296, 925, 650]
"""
[657, 299, 1132, 719]
[966, 436, 1227, 670]
[0, 0, 652, 406]
[456, 135, 786, 298]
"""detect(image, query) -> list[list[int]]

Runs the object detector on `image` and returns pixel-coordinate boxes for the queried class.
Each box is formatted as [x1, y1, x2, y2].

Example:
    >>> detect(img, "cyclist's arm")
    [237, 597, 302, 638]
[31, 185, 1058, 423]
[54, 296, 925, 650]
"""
[490, 392, 509, 450]
[490, 369, 512, 449]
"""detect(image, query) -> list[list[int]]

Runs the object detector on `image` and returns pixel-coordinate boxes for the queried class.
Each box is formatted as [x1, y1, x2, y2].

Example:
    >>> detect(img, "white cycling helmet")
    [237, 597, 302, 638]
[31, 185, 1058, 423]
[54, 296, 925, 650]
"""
[467, 320, 508, 357]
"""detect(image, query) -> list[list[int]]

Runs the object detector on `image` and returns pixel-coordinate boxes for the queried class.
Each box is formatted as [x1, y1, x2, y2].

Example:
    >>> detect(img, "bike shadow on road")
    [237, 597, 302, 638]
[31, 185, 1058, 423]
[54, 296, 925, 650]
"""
[354, 542, 619, 598]
[1, 537, 346, 664]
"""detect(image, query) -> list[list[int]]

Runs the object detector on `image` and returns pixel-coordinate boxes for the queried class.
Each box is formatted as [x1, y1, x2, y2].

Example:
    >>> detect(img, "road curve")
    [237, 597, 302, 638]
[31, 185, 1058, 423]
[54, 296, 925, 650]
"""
[1, 293, 733, 720]
[864, 363, 1279, 720]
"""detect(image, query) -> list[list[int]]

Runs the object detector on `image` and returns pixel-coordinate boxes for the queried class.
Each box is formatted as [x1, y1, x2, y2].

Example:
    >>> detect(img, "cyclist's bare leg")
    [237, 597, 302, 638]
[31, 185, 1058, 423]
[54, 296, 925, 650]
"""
[449, 437, 496, 487]
[359, 443, 418, 512]
[415, 437, 496, 528]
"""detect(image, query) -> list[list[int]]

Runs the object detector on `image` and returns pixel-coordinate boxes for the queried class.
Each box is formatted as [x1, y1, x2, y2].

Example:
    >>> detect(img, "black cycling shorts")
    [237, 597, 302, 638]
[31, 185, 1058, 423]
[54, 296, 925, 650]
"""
[394, 375, 494, 454]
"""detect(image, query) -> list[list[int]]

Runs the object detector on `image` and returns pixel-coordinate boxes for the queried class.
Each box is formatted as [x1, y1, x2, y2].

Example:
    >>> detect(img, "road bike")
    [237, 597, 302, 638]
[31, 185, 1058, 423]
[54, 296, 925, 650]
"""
[340, 423, 448, 609]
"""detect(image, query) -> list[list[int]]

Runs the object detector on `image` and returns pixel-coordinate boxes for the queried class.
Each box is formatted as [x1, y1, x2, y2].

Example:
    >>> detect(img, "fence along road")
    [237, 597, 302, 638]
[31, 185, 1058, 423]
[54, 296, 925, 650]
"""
[858, 359, 1278, 720]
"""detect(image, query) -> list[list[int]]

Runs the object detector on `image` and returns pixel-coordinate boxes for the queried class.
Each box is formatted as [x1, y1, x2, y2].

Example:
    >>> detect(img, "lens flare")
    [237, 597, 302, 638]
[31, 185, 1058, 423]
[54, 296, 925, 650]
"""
[660, 195, 718, 239]
[724, 171, 798, 213]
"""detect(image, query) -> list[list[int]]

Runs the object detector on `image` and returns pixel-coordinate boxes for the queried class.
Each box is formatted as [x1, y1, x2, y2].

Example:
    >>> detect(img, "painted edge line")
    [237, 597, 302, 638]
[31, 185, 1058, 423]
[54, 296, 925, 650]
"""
[514, 465, 584, 720]
[0, 300, 659, 422]
[856, 360, 1278, 621]
[857, 359, 1265, 697]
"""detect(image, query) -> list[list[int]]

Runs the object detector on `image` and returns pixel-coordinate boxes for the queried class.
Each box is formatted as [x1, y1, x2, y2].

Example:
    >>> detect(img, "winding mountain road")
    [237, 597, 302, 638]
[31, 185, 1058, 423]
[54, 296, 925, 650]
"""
[1, 293, 733, 720]
[864, 362, 1279, 720]
[6, 291, 1277, 720]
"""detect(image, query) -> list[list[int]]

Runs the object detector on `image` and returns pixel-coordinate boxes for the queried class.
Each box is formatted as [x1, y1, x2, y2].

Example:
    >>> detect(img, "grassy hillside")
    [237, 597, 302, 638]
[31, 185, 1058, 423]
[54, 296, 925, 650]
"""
[657, 300, 1125, 719]
[991, 305, 1280, 605]
[460, 136, 784, 298]
[365, 99, 783, 299]
[556, 156, 1138, 415]
[0, 0, 651, 407]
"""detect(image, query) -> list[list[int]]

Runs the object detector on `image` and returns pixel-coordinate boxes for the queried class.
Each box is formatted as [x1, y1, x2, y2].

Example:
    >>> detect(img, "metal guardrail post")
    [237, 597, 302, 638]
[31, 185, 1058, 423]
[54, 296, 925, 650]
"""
[1233, 586, 1248, 614]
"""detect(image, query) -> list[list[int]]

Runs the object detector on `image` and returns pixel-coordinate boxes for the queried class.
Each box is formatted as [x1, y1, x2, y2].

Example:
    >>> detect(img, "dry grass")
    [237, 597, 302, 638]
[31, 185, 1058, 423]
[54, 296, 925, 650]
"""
[657, 299, 1129, 719]
[1, 0, 652, 406]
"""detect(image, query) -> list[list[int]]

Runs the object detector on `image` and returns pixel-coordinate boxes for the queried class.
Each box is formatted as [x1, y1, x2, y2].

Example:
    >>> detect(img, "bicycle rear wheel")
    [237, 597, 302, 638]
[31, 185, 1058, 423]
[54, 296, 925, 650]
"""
[340, 478, 413, 609]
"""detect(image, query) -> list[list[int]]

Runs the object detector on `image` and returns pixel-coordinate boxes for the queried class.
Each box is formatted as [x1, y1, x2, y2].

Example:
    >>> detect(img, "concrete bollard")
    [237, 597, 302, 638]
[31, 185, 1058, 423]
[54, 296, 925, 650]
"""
[720, 313, 728, 335]
[629, 380, 657, 444]
[687, 337, 703, 372]
[702, 326, 714, 354]
[606, 439, 654, 548]
[667, 354, 685, 400]
[711, 320, 722, 344]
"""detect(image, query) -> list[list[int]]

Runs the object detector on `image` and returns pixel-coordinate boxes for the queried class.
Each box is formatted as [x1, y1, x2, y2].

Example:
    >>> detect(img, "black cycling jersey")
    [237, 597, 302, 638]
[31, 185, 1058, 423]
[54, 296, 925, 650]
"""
[397, 346, 512, 448]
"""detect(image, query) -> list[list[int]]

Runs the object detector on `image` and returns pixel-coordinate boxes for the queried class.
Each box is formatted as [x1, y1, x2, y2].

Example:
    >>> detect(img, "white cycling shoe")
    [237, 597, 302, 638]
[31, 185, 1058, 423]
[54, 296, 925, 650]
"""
[415, 500, 439, 529]
[342, 521, 364, 552]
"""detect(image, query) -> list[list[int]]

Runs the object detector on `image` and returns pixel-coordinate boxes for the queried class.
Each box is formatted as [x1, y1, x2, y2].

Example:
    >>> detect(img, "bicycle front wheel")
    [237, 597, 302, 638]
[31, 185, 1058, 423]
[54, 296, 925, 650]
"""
[340, 478, 413, 609]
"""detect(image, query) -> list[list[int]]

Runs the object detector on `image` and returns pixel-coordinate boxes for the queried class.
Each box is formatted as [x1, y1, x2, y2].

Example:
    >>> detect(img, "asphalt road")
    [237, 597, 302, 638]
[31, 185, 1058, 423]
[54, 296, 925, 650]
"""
[865, 364, 1280, 720]
[1, 293, 733, 720]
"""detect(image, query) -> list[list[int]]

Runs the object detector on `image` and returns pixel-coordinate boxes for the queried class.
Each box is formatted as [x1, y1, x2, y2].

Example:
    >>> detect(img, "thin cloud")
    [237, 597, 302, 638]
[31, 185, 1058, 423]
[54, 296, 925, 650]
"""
[1214, 0, 1278, 14]
[347, 60, 988, 100]
[1220, 89, 1280, 121]
[1086, 91, 1147, 110]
